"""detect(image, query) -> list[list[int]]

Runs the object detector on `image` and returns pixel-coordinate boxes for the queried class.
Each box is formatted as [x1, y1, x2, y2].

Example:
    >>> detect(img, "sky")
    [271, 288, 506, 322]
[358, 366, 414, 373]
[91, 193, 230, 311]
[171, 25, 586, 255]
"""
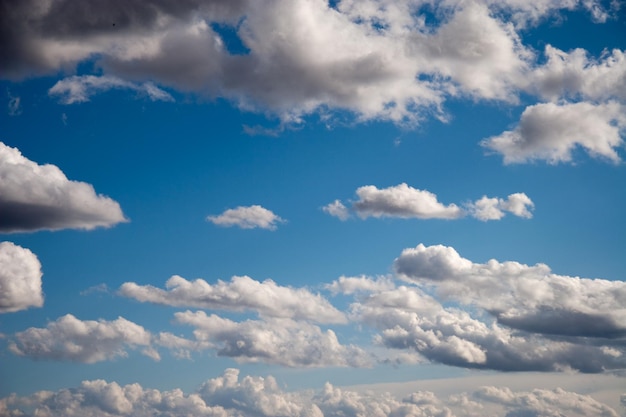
[0, 0, 625, 416]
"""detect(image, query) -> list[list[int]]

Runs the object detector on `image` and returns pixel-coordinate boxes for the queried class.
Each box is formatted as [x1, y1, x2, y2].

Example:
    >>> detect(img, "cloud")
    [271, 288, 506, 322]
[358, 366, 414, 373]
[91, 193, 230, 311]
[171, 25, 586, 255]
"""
[4, 0, 610, 125]
[207, 205, 285, 230]
[326, 275, 395, 296]
[394, 244, 626, 338]
[0, 241, 43, 313]
[119, 275, 346, 324]
[482, 101, 625, 164]
[0, 368, 621, 417]
[352, 284, 626, 372]
[326, 184, 533, 221]
[347, 183, 463, 220]
[0, 142, 127, 233]
[531, 46, 626, 102]
[9, 314, 158, 363]
[174, 311, 371, 368]
[467, 192, 534, 221]
[7, 94, 21, 115]
[472, 386, 620, 417]
[49, 75, 174, 104]
[322, 199, 350, 221]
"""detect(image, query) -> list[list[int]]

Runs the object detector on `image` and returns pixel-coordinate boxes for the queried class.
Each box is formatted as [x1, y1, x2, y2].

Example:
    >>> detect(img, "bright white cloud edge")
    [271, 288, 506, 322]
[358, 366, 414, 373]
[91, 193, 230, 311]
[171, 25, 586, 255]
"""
[0, 241, 43, 313]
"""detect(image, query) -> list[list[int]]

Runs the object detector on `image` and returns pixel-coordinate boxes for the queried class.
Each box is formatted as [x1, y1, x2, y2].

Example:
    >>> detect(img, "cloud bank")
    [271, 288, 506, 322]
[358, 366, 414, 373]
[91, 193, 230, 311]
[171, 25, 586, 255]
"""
[0, 368, 620, 417]
[0, 142, 127, 233]
[0, 241, 43, 313]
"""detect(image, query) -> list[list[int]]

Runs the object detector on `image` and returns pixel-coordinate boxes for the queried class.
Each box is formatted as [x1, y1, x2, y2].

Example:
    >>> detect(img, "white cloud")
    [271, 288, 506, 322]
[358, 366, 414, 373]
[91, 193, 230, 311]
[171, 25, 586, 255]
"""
[326, 275, 395, 295]
[352, 284, 626, 372]
[531, 46, 626, 102]
[207, 205, 285, 230]
[174, 311, 371, 368]
[49, 75, 174, 104]
[0, 241, 43, 313]
[7, 94, 21, 116]
[482, 101, 626, 164]
[1, 368, 621, 417]
[394, 244, 626, 338]
[468, 192, 534, 221]
[119, 275, 346, 324]
[351, 183, 463, 220]
[9, 314, 157, 363]
[322, 199, 350, 220]
[0, 142, 127, 233]
[327, 184, 533, 221]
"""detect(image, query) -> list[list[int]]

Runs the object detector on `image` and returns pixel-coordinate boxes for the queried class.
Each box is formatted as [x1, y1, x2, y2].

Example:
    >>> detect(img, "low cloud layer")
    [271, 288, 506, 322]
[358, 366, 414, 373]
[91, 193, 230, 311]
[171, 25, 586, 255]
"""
[324, 184, 533, 221]
[207, 205, 284, 230]
[119, 275, 346, 323]
[0, 142, 127, 233]
[0, 241, 43, 313]
[0, 368, 620, 417]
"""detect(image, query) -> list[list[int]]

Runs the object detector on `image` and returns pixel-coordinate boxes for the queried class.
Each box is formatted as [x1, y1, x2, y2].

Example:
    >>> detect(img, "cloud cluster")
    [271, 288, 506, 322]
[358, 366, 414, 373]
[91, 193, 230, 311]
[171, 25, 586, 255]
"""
[119, 275, 346, 323]
[174, 311, 370, 367]
[0, 368, 620, 417]
[0, 241, 43, 313]
[207, 205, 284, 230]
[324, 184, 533, 221]
[394, 244, 626, 338]
[9, 314, 158, 363]
[0, 142, 127, 233]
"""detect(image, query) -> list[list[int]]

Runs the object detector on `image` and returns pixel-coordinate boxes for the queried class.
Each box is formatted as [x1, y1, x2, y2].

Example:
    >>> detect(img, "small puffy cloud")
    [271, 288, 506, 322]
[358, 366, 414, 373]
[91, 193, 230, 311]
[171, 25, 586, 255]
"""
[49, 75, 174, 104]
[0, 241, 43, 313]
[482, 101, 625, 164]
[0, 142, 127, 233]
[348, 183, 463, 220]
[9, 314, 157, 363]
[326, 184, 533, 221]
[394, 244, 626, 338]
[207, 205, 285, 230]
[468, 192, 534, 221]
[120, 275, 346, 324]
[322, 199, 350, 220]
[174, 311, 371, 368]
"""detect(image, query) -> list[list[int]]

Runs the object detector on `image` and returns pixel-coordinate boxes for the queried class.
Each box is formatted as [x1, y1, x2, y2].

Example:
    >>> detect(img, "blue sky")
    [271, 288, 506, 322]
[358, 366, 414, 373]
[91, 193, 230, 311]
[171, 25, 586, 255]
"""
[1, 0, 625, 416]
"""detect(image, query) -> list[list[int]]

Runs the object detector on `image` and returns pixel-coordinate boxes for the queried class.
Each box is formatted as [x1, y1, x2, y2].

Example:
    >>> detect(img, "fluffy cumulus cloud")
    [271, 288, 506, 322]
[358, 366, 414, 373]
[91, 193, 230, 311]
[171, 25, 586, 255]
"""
[0, 142, 127, 233]
[49, 75, 174, 104]
[9, 314, 158, 363]
[173, 311, 370, 368]
[325, 184, 533, 221]
[119, 275, 346, 324]
[394, 244, 626, 338]
[0, 0, 617, 127]
[207, 205, 284, 230]
[0, 369, 620, 417]
[352, 283, 626, 372]
[0, 241, 43, 313]
[482, 101, 626, 164]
